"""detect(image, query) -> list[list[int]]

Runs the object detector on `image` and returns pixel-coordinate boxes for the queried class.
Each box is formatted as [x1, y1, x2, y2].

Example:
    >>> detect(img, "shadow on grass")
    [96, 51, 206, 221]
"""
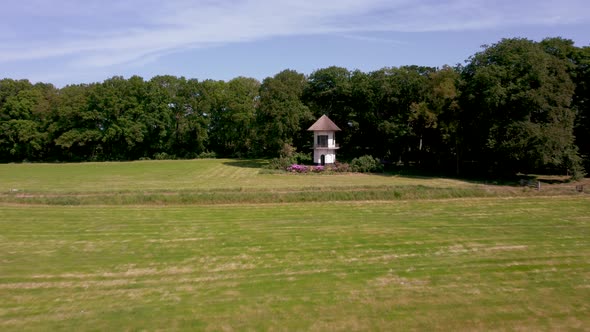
[370, 174, 481, 187]
[223, 158, 577, 187]
[222, 159, 268, 169]
[375, 170, 515, 186]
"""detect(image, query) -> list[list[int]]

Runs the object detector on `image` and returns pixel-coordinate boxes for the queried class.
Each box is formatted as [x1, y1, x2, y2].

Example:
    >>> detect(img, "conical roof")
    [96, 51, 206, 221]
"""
[307, 115, 341, 131]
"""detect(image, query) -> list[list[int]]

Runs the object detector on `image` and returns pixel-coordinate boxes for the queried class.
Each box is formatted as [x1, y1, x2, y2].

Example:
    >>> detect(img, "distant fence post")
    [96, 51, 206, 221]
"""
[520, 179, 541, 190]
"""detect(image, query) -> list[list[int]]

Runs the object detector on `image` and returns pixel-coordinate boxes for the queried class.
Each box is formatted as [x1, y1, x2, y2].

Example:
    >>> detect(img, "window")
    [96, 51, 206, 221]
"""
[317, 135, 328, 147]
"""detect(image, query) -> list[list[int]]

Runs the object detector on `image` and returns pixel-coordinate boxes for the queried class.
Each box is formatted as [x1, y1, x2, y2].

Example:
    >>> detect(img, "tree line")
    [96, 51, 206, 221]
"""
[1, 37, 589, 178]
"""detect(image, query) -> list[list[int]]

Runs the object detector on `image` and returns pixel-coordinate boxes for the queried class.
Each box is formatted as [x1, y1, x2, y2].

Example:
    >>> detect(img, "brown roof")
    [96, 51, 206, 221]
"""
[307, 115, 341, 131]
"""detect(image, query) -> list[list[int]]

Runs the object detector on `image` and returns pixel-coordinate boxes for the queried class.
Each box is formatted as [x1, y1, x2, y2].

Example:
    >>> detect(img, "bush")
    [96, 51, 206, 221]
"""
[197, 151, 217, 159]
[351, 155, 383, 173]
[330, 161, 351, 173]
[279, 143, 296, 159]
[311, 165, 324, 173]
[286, 164, 325, 173]
[287, 164, 308, 173]
[278, 143, 311, 164]
[265, 156, 294, 170]
[294, 152, 312, 165]
[153, 152, 176, 160]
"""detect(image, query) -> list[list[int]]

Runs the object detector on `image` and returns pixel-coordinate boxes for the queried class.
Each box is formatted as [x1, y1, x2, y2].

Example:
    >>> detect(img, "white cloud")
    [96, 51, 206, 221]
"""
[0, 0, 588, 69]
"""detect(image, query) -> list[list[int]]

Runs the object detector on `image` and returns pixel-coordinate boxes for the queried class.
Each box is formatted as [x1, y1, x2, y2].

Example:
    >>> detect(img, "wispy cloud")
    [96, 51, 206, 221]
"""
[339, 34, 406, 45]
[0, 0, 588, 69]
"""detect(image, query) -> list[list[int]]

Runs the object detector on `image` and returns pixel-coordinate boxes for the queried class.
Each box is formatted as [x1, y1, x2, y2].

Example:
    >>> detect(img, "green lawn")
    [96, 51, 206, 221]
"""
[0, 159, 474, 194]
[0, 159, 589, 330]
[1, 197, 589, 331]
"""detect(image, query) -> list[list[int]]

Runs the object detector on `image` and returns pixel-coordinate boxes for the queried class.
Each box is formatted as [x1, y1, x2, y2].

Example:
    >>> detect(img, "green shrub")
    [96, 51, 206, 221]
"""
[326, 162, 351, 173]
[265, 143, 310, 170]
[294, 152, 312, 165]
[265, 156, 294, 170]
[279, 143, 297, 159]
[197, 151, 217, 159]
[153, 152, 176, 160]
[351, 155, 383, 173]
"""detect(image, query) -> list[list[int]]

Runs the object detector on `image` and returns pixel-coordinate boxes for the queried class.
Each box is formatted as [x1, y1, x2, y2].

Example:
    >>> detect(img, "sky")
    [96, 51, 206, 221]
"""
[1, 0, 589, 87]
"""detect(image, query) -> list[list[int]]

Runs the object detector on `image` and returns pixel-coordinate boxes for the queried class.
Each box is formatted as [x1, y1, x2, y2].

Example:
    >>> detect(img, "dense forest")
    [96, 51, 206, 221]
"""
[1, 37, 589, 178]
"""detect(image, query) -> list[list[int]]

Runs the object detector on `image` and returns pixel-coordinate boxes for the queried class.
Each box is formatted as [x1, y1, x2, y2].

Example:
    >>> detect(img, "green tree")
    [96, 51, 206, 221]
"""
[0, 79, 33, 119]
[573, 46, 590, 173]
[304, 66, 354, 157]
[208, 77, 260, 157]
[408, 66, 462, 171]
[0, 82, 56, 161]
[148, 75, 209, 158]
[52, 83, 103, 161]
[540, 38, 590, 175]
[256, 70, 312, 156]
[461, 38, 582, 177]
[369, 66, 433, 163]
[86, 76, 148, 160]
[348, 70, 378, 157]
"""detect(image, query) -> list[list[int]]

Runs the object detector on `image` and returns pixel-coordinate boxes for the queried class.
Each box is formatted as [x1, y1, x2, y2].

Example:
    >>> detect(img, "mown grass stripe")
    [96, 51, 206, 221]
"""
[1, 197, 589, 330]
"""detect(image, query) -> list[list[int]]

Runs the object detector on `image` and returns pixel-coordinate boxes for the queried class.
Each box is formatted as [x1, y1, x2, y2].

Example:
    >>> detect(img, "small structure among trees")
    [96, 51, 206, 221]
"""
[308, 115, 341, 165]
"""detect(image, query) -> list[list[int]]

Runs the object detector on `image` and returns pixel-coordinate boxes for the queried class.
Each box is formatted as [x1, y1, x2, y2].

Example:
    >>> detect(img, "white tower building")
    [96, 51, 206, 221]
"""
[307, 115, 341, 165]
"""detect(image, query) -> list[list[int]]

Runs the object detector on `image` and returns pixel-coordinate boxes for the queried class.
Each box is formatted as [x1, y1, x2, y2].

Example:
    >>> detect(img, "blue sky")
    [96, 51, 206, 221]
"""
[1, 0, 589, 87]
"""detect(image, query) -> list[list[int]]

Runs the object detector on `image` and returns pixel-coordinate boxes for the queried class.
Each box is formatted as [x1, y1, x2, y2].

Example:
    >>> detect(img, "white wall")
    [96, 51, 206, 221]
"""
[313, 150, 336, 164]
[313, 131, 337, 164]
[312, 131, 338, 164]
[313, 131, 337, 148]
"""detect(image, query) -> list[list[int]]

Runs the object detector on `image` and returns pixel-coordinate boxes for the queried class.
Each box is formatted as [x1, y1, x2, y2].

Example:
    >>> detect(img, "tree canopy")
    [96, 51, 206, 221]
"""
[0, 37, 588, 178]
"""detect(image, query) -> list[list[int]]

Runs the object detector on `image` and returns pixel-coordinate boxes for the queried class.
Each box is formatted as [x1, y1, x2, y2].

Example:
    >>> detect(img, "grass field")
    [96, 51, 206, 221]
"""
[1, 159, 589, 330]
[0, 159, 586, 205]
[0, 159, 475, 193]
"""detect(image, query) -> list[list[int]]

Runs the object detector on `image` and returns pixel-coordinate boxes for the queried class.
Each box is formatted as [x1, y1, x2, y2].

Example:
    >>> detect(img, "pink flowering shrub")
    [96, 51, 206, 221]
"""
[287, 164, 309, 173]
[311, 165, 324, 172]
[286, 164, 327, 173]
